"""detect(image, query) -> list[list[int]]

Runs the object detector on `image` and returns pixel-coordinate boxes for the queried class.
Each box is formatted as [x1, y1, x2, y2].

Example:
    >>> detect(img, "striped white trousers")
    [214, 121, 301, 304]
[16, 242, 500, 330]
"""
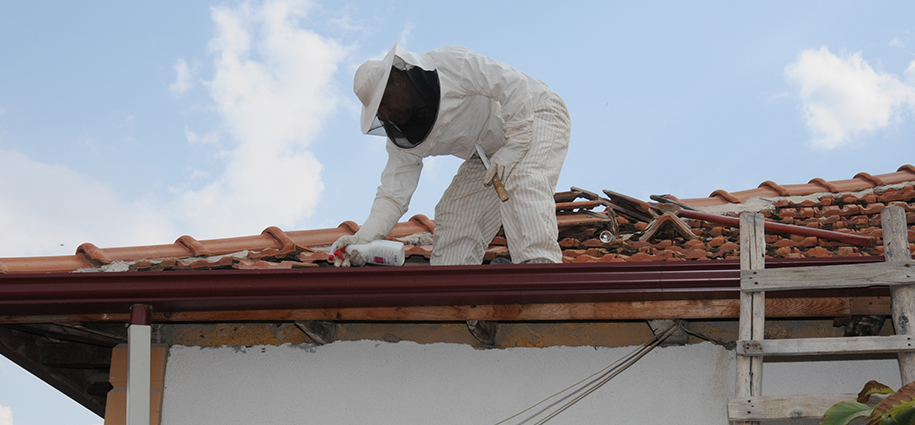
[431, 93, 571, 265]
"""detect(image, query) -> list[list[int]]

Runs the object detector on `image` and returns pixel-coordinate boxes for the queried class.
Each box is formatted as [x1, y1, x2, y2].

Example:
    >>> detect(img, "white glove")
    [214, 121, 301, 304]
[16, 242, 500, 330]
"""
[484, 142, 527, 186]
[331, 196, 403, 267]
[330, 235, 364, 267]
[343, 244, 367, 267]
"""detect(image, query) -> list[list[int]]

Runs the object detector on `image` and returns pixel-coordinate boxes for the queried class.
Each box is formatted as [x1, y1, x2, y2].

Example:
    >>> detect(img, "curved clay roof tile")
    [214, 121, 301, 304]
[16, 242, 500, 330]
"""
[176, 235, 211, 257]
[408, 214, 436, 233]
[853, 172, 885, 187]
[877, 165, 915, 185]
[262, 226, 297, 252]
[76, 243, 112, 265]
[808, 178, 840, 193]
[758, 181, 790, 196]
[708, 189, 742, 204]
[338, 220, 360, 234]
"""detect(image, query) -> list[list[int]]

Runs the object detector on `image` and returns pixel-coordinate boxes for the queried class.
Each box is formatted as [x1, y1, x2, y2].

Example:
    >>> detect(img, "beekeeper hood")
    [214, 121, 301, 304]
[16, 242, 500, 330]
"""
[354, 44, 440, 148]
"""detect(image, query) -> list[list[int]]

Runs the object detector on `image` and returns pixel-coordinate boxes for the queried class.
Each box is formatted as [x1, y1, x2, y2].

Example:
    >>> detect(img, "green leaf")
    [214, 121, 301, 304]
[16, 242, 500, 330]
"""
[885, 402, 915, 422]
[860, 381, 897, 403]
[872, 383, 915, 424]
[894, 407, 915, 425]
[821, 402, 873, 425]
[881, 417, 899, 425]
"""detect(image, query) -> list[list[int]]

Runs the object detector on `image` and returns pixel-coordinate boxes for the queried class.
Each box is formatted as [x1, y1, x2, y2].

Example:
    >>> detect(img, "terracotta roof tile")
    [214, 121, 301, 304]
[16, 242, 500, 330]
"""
[185, 256, 236, 270]
[405, 244, 433, 259]
[680, 164, 915, 207]
[236, 259, 294, 270]
[808, 178, 841, 193]
[1, 165, 914, 273]
[758, 180, 790, 196]
[484, 245, 510, 262]
[298, 250, 330, 263]
[176, 235, 212, 256]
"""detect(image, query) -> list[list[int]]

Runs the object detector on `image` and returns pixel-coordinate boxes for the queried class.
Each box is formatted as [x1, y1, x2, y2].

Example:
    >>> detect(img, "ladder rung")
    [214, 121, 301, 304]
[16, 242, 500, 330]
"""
[728, 393, 859, 421]
[737, 335, 915, 356]
[741, 261, 914, 292]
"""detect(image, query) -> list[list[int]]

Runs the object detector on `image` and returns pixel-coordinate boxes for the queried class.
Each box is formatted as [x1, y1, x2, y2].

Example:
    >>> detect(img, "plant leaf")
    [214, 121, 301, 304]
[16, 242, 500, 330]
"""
[893, 406, 915, 425]
[884, 402, 915, 424]
[821, 401, 873, 425]
[871, 382, 915, 422]
[860, 381, 897, 403]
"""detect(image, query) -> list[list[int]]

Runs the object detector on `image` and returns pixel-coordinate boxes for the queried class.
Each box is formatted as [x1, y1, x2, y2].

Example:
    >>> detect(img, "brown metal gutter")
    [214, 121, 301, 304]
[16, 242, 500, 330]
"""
[0, 257, 886, 317]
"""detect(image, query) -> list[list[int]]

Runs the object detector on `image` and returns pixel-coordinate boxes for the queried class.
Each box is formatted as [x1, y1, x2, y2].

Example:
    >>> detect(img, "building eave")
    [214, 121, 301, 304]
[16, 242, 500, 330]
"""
[0, 256, 888, 321]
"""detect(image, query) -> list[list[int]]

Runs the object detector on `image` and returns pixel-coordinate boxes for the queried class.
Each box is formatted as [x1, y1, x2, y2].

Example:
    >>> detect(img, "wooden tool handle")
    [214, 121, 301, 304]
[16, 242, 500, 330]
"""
[492, 174, 509, 202]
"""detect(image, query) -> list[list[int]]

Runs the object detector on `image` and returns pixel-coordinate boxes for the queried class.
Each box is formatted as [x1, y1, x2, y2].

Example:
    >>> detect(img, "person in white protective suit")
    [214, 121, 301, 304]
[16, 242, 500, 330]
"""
[332, 44, 570, 267]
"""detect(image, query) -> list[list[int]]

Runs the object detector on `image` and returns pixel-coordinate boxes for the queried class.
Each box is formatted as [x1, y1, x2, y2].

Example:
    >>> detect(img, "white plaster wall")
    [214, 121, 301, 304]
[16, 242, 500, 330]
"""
[161, 341, 901, 425]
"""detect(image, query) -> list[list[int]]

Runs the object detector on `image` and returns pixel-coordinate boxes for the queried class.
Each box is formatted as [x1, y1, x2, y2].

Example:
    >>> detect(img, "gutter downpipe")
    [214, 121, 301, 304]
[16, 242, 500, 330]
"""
[128, 304, 151, 425]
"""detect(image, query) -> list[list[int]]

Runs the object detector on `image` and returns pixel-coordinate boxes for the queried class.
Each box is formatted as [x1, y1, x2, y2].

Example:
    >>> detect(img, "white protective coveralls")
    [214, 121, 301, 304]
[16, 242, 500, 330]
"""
[340, 44, 570, 265]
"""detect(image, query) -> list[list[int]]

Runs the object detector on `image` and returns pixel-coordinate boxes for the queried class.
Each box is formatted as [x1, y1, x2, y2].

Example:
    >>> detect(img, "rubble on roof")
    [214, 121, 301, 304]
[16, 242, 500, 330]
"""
[558, 182, 914, 263]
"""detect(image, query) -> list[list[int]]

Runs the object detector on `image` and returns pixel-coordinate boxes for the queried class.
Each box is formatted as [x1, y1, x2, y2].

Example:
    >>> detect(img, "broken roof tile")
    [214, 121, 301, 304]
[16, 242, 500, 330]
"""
[236, 259, 294, 270]
[405, 244, 433, 259]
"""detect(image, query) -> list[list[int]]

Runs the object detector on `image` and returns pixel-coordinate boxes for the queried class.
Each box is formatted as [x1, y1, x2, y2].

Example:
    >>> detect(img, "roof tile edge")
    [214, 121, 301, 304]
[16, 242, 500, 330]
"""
[688, 164, 915, 207]
[76, 243, 111, 265]
[176, 235, 211, 257]
[262, 226, 297, 252]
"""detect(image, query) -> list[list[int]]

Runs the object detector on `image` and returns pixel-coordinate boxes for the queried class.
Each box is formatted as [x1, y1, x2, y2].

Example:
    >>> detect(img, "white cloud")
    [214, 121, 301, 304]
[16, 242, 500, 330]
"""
[784, 47, 915, 149]
[399, 22, 415, 47]
[0, 149, 179, 257]
[167, 0, 346, 238]
[890, 30, 913, 49]
[326, 5, 363, 33]
[0, 404, 11, 425]
[759, 91, 790, 103]
[0, 0, 348, 258]
[906, 60, 915, 85]
[169, 59, 195, 95]
[184, 126, 221, 146]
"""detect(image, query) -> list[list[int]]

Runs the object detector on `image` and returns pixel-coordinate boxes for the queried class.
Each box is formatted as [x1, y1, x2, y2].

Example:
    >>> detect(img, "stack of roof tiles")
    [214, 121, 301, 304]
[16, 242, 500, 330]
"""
[1, 165, 913, 274]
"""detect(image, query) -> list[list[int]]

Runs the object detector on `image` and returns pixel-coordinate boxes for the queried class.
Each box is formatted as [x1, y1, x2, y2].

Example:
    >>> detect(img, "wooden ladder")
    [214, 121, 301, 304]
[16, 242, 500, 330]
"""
[728, 206, 915, 424]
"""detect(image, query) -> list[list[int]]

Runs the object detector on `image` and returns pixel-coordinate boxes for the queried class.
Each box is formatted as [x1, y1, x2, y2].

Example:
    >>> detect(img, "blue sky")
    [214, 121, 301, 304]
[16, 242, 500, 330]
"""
[1, 1, 915, 423]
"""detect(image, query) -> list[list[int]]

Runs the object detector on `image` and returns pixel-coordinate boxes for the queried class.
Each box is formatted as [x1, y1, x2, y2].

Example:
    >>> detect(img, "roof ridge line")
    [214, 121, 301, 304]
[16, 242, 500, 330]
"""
[689, 164, 915, 207]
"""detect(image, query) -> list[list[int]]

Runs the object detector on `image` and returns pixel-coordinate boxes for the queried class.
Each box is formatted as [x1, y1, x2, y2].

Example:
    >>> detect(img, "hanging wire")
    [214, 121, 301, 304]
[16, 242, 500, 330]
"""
[493, 321, 683, 425]
[679, 322, 736, 350]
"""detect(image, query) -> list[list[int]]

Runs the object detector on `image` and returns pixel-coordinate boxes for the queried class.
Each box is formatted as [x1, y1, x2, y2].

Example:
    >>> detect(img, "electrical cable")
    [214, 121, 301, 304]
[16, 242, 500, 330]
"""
[493, 321, 682, 425]
[492, 342, 647, 425]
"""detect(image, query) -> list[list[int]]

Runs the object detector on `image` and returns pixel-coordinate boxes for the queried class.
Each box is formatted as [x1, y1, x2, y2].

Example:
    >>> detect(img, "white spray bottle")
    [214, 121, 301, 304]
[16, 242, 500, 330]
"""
[329, 240, 405, 266]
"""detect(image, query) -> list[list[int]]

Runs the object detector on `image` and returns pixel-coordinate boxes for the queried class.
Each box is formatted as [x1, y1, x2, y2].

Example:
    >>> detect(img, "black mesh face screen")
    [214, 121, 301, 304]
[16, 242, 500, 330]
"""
[380, 63, 440, 149]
